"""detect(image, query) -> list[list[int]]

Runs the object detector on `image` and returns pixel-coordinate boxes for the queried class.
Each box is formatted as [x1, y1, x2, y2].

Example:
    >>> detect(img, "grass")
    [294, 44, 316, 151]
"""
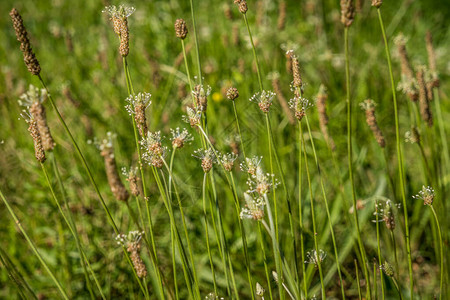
[0, 0, 449, 299]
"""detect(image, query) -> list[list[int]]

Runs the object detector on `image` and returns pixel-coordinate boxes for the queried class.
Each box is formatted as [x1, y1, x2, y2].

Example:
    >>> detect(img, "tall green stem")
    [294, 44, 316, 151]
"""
[430, 205, 444, 298]
[344, 27, 371, 299]
[376, 8, 413, 296]
[301, 123, 325, 299]
[0, 188, 69, 300]
[375, 199, 385, 300]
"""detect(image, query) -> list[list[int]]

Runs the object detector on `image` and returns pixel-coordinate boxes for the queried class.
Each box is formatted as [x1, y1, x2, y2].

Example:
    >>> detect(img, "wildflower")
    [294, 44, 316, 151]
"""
[192, 84, 211, 112]
[102, 5, 135, 57]
[381, 260, 394, 277]
[170, 127, 193, 149]
[98, 133, 129, 201]
[240, 155, 262, 176]
[247, 166, 278, 196]
[193, 148, 216, 173]
[416, 66, 433, 127]
[22, 112, 46, 163]
[288, 52, 303, 93]
[10, 8, 41, 75]
[122, 167, 141, 197]
[256, 282, 265, 297]
[305, 249, 327, 267]
[220, 153, 238, 172]
[226, 87, 239, 101]
[125, 93, 151, 137]
[240, 192, 265, 220]
[234, 0, 248, 14]
[182, 107, 202, 127]
[371, 0, 382, 7]
[413, 185, 435, 206]
[174, 19, 188, 39]
[405, 127, 420, 144]
[373, 198, 399, 231]
[115, 231, 147, 278]
[289, 96, 312, 121]
[19, 85, 55, 151]
[340, 0, 355, 27]
[141, 131, 163, 156]
[250, 90, 276, 113]
[360, 99, 385, 148]
[397, 76, 419, 102]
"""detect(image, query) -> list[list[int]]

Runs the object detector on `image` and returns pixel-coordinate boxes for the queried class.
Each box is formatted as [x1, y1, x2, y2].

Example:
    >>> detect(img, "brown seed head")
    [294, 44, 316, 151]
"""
[340, 0, 355, 27]
[234, 0, 248, 14]
[125, 170, 141, 197]
[202, 157, 213, 173]
[277, 1, 286, 30]
[371, 0, 383, 8]
[29, 102, 55, 151]
[9, 8, 41, 75]
[175, 19, 188, 39]
[425, 31, 439, 88]
[101, 144, 129, 201]
[360, 99, 385, 148]
[134, 103, 148, 138]
[416, 67, 433, 127]
[226, 87, 239, 100]
[291, 56, 303, 92]
[27, 118, 46, 163]
[127, 243, 147, 278]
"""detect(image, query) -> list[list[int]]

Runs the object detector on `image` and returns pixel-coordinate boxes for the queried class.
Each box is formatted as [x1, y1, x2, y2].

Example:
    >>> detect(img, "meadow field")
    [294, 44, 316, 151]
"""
[0, 0, 449, 299]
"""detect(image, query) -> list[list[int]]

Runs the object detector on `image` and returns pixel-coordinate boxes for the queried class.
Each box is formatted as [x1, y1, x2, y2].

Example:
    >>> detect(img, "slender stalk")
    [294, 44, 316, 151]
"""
[297, 121, 308, 299]
[262, 194, 284, 300]
[376, 8, 414, 296]
[373, 262, 378, 300]
[355, 260, 362, 300]
[375, 199, 385, 300]
[389, 231, 400, 278]
[42, 159, 101, 299]
[430, 205, 444, 298]
[37, 75, 148, 297]
[171, 229, 179, 300]
[232, 101, 247, 160]
[243, 14, 263, 91]
[123, 57, 165, 300]
[0, 188, 69, 300]
[433, 89, 449, 175]
[159, 159, 201, 299]
[258, 223, 274, 300]
[304, 115, 345, 299]
[344, 27, 371, 298]
[189, 0, 203, 84]
[300, 122, 326, 299]
[230, 173, 255, 300]
[203, 173, 218, 294]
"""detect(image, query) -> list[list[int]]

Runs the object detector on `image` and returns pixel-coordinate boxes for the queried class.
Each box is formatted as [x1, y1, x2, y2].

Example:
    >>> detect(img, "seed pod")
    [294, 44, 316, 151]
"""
[134, 103, 148, 138]
[126, 171, 141, 197]
[174, 19, 188, 40]
[119, 18, 129, 57]
[416, 67, 433, 127]
[340, 0, 355, 27]
[9, 8, 41, 75]
[27, 118, 46, 163]
[101, 146, 129, 201]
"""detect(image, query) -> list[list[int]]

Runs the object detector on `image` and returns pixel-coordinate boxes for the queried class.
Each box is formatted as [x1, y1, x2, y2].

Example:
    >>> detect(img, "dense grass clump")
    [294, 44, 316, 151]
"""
[0, 0, 449, 299]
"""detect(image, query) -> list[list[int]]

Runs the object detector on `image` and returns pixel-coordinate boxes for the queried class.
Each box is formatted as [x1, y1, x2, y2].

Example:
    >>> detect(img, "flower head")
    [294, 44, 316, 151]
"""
[182, 107, 202, 127]
[247, 166, 278, 196]
[170, 127, 193, 149]
[220, 153, 238, 172]
[289, 96, 312, 121]
[192, 84, 211, 112]
[240, 192, 265, 220]
[305, 249, 326, 267]
[193, 148, 216, 173]
[141, 131, 163, 155]
[18, 84, 47, 107]
[240, 155, 262, 176]
[102, 5, 135, 35]
[413, 185, 435, 206]
[250, 90, 276, 113]
[125, 92, 151, 116]
[115, 230, 144, 246]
